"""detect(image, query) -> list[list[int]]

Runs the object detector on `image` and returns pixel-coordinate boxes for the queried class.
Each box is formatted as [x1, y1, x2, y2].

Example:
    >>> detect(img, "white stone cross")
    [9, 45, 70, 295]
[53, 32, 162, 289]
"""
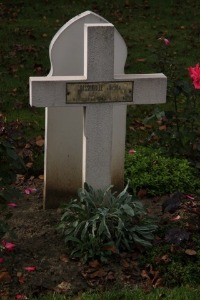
[29, 11, 167, 208]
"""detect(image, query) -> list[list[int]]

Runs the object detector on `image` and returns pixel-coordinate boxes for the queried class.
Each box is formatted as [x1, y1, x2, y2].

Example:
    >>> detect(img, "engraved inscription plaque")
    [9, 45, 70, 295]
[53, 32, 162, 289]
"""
[66, 81, 133, 103]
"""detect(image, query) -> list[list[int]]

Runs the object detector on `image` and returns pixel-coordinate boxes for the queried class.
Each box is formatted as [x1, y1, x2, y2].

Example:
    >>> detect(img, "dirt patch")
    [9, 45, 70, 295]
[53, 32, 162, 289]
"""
[0, 178, 165, 299]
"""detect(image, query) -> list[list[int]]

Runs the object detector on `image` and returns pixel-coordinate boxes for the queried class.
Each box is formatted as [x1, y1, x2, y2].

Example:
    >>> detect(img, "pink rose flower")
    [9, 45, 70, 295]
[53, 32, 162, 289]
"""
[188, 64, 200, 89]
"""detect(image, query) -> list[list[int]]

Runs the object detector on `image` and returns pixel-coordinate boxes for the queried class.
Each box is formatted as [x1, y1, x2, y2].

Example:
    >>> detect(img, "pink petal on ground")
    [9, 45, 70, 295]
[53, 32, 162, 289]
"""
[128, 149, 136, 154]
[164, 38, 170, 45]
[8, 203, 17, 208]
[2, 240, 16, 251]
[0, 258, 4, 263]
[16, 295, 27, 300]
[185, 194, 195, 200]
[170, 215, 181, 221]
[24, 266, 36, 272]
[24, 188, 37, 195]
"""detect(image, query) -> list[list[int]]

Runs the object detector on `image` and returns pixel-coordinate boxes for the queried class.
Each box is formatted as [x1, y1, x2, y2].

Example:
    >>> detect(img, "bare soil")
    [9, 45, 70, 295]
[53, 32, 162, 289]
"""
[0, 177, 164, 299]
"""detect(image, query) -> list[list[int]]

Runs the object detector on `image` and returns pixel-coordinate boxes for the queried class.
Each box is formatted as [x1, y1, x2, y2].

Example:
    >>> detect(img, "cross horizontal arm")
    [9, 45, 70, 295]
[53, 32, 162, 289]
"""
[30, 76, 87, 107]
[30, 72, 167, 107]
[115, 73, 167, 104]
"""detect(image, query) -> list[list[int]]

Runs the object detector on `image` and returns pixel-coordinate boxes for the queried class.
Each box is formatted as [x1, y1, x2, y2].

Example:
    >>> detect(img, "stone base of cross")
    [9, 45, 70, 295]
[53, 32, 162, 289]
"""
[29, 11, 167, 209]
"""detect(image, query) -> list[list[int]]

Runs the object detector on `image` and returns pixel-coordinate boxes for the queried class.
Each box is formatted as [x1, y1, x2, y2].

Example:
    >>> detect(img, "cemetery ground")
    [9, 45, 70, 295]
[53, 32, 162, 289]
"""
[1, 0, 200, 299]
[2, 172, 200, 299]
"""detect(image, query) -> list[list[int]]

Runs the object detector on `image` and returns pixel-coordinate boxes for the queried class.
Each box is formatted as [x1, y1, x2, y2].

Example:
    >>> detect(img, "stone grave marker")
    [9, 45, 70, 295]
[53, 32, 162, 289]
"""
[30, 11, 167, 209]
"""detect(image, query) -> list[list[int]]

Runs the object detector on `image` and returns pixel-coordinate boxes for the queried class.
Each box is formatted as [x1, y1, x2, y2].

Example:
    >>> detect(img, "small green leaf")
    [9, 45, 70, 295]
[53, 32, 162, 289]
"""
[81, 221, 89, 240]
[121, 204, 135, 216]
[65, 236, 81, 244]
[132, 233, 152, 247]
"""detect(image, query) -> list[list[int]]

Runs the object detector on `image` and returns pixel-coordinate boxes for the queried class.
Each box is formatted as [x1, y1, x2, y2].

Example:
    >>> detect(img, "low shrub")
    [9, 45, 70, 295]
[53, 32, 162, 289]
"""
[57, 183, 157, 262]
[125, 146, 200, 196]
[139, 231, 200, 287]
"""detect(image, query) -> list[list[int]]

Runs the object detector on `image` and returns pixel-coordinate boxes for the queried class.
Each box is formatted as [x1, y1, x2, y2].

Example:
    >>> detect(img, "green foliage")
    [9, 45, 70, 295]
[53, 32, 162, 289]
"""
[0, 139, 24, 204]
[29, 286, 200, 300]
[125, 147, 200, 196]
[58, 183, 157, 262]
[0, 141, 24, 185]
[144, 83, 200, 165]
[140, 232, 200, 287]
[0, 119, 25, 244]
[143, 33, 200, 166]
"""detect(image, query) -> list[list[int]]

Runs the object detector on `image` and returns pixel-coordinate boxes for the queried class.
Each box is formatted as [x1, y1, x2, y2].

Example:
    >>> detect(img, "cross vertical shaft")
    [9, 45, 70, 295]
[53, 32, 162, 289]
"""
[83, 24, 115, 189]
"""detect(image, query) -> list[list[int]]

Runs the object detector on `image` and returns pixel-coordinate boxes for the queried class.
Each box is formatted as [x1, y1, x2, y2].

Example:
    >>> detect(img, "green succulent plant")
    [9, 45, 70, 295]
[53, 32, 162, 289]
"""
[57, 183, 157, 262]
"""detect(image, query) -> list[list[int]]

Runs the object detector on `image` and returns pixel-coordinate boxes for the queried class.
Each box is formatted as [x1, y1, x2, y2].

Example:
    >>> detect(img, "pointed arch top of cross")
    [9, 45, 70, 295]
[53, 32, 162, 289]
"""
[48, 10, 127, 76]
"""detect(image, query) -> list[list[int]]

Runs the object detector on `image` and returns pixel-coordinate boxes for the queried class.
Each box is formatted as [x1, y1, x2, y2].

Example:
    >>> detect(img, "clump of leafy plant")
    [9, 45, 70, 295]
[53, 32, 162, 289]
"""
[125, 146, 200, 196]
[58, 183, 157, 262]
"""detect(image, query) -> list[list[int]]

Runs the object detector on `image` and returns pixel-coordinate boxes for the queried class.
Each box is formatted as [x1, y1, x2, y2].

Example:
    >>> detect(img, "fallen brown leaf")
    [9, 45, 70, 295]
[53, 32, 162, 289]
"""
[141, 269, 150, 280]
[17, 272, 26, 284]
[102, 244, 118, 253]
[136, 58, 146, 62]
[124, 0, 130, 7]
[0, 270, 11, 282]
[25, 143, 31, 149]
[152, 270, 160, 284]
[159, 125, 167, 131]
[35, 139, 44, 147]
[60, 254, 69, 263]
[160, 254, 171, 263]
[137, 189, 147, 199]
[145, 124, 153, 129]
[36, 135, 43, 140]
[155, 254, 170, 264]
[55, 281, 71, 293]
[185, 249, 197, 256]
[106, 271, 115, 280]
[147, 264, 156, 276]
[16, 174, 25, 184]
[89, 269, 107, 279]
[121, 259, 130, 269]
[153, 277, 162, 288]
[88, 259, 100, 268]
[26, 162, 33, 168]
